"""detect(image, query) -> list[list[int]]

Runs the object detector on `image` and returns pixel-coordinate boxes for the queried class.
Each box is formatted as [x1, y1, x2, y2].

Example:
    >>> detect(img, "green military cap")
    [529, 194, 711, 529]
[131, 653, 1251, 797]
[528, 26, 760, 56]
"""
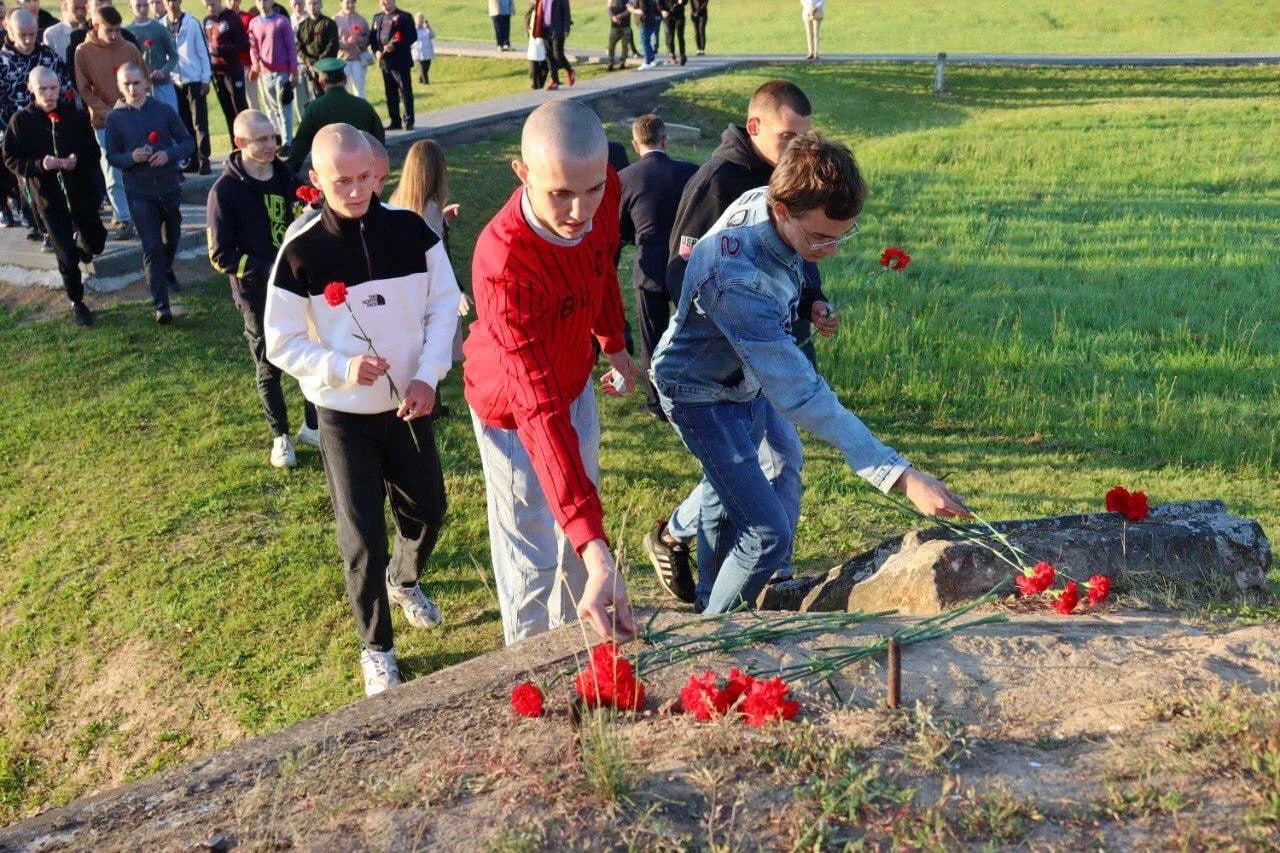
[315, 57, 346, 73]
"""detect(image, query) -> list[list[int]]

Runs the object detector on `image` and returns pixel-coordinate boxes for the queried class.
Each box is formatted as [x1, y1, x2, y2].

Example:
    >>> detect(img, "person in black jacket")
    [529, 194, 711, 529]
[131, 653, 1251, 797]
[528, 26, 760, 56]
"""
[369, 0, 414, 130]
[3, 65, 105, 325]
[533, 0, 572, 89]
[207, 109, 318, 467]
[618, 114, 694, 420]
[689, 0, 706, 54]
[659, 0, 684, 65]
[644, 79, 837, 602]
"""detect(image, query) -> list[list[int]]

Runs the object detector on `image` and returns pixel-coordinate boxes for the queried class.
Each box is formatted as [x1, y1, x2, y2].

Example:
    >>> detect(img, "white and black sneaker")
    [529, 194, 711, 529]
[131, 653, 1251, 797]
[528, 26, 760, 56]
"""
[386, 578, 443, 629]
[360, 648, 402, 696]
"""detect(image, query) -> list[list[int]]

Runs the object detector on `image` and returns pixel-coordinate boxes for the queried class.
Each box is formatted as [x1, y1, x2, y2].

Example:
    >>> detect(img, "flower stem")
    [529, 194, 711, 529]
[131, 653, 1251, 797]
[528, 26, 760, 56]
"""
[345, 303, 421, 453]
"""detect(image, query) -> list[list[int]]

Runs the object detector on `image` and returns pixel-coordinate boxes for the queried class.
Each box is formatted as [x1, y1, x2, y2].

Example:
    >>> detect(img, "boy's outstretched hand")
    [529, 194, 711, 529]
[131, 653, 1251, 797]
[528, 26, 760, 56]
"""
[579, 539, 637, 641]
[892, 467, 970, 518]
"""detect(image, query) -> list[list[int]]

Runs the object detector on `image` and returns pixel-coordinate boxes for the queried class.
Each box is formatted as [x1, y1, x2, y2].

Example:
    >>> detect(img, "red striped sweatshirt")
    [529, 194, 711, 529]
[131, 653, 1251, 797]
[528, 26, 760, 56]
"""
[463, 172, 627, 553]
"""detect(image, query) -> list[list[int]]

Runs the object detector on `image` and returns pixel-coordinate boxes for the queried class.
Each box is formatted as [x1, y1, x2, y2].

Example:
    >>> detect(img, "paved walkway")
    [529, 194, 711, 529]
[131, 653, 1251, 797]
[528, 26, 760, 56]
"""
[2, 44, 1276, 294]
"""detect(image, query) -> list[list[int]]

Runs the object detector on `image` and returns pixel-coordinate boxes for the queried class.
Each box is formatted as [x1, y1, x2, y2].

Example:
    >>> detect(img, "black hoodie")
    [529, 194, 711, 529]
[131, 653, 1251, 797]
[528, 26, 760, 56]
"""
[206, 150, 305, 310]
[665, 124, 826, 356]
[3, 101, 103, 216]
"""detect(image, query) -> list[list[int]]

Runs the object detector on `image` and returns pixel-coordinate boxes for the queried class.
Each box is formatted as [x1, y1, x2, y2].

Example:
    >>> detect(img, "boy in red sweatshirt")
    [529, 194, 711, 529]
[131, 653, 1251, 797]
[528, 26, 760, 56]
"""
[464, 100, 641, 645]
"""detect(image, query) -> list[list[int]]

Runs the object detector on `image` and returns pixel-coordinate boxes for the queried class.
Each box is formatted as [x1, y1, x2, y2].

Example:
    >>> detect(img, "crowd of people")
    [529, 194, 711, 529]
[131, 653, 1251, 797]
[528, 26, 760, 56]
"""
[3, 0, 897, 697]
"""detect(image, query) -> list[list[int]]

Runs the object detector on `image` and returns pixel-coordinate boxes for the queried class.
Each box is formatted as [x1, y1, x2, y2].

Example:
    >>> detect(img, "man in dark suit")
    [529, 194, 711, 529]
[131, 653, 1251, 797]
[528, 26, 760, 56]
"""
[618, 113, 696, 420]
[369, 0, 415, 129]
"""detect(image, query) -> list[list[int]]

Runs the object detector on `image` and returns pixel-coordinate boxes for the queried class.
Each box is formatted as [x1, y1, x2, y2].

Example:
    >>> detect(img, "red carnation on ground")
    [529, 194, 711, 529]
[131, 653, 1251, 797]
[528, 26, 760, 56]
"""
[1085, 574, 1112, 607]
[1054, 580, 1080, 615]
[147, 130, 160, 144]
[48, 111, 61, 123]
[296, 185, 322, 205]
[680, 671, 731, 720]
[740, 675, 801, 726]
[1105, 486, 1150, 522]
[575, 643, 646, 711]
[1015, 560, 1055, 597]
[510, 681, 545, 718]
[880, 246, 910, 270]
[323, 280, 348, 306]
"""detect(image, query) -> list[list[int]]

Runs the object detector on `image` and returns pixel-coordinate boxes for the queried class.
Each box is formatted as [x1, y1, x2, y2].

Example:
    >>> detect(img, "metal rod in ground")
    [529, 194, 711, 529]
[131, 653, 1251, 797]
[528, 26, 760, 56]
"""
[887, 637, 902, 709]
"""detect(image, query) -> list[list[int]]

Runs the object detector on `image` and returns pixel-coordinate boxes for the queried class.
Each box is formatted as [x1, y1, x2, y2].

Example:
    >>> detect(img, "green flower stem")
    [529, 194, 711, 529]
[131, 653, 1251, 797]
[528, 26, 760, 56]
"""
[345, 303, 421, 453]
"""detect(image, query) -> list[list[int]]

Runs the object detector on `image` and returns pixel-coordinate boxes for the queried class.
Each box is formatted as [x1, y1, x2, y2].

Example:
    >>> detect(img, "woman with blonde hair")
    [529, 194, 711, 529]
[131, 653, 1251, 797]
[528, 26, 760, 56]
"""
[390, 138, 469, 415]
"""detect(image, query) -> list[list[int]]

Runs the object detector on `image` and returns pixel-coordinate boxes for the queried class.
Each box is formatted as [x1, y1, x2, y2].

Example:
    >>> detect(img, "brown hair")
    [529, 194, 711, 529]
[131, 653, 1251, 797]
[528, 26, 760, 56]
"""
[748, 79, 812, 119]
[94, 4, 122, 24]
[767, 131, 867, 220]
[389, 138, 448, 214]
[631, 113, 666, 147]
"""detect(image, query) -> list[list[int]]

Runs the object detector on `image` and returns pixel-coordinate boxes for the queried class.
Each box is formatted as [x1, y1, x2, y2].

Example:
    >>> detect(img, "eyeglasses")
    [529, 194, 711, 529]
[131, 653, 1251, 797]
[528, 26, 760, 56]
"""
[792, 217, 860, 251]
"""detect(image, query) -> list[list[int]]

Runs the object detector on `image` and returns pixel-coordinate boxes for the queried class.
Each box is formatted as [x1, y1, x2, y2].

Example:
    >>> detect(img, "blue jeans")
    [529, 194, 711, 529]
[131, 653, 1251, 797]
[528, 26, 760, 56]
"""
[668, 400, 803, 579]
[127, 190, 182, 310]
[94, 128, 130, 224]
[663, 396, 792, 613]
[259, 71, 294, 145]
[641, 19, 659, 64]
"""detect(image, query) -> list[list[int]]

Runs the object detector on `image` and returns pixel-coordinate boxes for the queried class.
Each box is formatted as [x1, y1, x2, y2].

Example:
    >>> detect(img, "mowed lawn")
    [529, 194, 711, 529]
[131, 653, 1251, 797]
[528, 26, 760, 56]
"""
[421, 0, 1280, 55]
[3, 61, 1280, 822]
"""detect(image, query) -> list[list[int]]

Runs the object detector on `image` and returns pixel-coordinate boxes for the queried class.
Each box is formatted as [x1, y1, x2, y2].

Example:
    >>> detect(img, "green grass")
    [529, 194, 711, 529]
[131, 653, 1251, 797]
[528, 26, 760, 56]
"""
[419, 0, 1280, 55]
[3, 60, 1280, 824]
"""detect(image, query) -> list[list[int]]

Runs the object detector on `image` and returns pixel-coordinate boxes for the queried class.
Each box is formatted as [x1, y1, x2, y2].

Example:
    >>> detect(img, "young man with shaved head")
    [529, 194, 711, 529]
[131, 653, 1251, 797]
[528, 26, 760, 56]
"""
[4, 65, 105, 325]
[208, 108, 317, 467]
[644, 78, 836, 604]
[265, 123, 461, 696]
[464, 100, 641, 646]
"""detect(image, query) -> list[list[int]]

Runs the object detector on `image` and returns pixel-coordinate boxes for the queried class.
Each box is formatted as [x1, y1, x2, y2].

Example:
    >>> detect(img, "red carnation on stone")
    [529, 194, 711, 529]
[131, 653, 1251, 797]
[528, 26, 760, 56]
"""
[296, 185, 322, 205]
[1105, 486, 1150, 522]
[1054, 580, 1080, 615]
[48, 111, 61, 123]
[740, 675, 801, 726]
[510, 681, 545, 718]
[880, 246, 910, 270]
[147, 130, 160, 145]
[1015, 560, 1056, 597]
[1085, 574, 1112, 607]
[574, 643, 646, 711]
[323, 280, 348, 306]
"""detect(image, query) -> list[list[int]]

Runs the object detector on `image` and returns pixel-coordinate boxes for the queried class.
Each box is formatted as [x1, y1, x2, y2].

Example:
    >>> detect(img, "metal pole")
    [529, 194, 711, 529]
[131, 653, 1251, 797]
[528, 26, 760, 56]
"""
[887, 637, 901, 709]
[934, 52, 947, 94]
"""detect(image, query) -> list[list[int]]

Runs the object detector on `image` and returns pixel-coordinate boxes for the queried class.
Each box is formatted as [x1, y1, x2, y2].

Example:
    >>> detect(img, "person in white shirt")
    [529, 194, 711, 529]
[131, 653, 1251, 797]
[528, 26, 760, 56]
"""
[800, 0, 822, 60]
[41, 0, 86, 60]
[163, 0, 213, 173]
[409, 12, 431, 84]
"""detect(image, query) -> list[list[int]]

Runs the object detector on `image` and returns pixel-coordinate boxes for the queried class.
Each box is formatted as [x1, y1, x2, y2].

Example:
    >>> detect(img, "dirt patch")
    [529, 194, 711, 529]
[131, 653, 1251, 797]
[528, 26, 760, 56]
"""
[3, 609, 1279, 849]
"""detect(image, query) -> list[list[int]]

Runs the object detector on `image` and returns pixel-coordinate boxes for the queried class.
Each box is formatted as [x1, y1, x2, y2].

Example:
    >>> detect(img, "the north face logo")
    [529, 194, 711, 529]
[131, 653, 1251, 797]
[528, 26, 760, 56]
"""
[362, 294, 386, 307]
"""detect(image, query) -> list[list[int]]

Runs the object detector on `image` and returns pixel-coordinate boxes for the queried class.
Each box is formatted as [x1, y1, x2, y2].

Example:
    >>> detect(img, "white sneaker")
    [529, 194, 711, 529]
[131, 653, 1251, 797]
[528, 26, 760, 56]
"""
[386, 578, 443, 629]
[360, 648, 402, 696]
[296, 424, 320, 447]
[270, 434, 297, 468]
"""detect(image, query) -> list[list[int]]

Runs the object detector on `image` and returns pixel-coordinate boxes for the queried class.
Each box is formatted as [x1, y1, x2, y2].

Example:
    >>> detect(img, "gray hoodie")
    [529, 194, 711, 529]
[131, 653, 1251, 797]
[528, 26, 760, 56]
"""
[103, 95, 194, 197]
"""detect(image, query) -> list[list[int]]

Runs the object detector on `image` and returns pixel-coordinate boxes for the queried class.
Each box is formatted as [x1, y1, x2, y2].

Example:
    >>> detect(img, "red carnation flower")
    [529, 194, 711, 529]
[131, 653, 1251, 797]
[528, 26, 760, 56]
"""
[323, 280, 348, 306]
[1105, 486, 1150, 522]
[48, 111, 61, 123]
[296, 185, 322, 205]
[353, 23, 361, 32]
[740, 675, 800, 727]
[64, 90, 75, 101]
[574, 643, 646, 711]
[1015, 560, 1055, 597]
[144, 38, 153, 47]
[880, 246, 910, 270]
[147, 130, 160, 145]
[680, 671, 731, 721]
[510, 681, 545, 718]
[1054, 580, 1080, 615]
[1085, 574, 1111, 607]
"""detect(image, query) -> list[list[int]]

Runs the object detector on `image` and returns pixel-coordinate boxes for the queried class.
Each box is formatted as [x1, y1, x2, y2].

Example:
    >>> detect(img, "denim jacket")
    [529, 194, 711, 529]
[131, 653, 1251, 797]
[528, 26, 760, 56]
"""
[651, 217, 910, 492]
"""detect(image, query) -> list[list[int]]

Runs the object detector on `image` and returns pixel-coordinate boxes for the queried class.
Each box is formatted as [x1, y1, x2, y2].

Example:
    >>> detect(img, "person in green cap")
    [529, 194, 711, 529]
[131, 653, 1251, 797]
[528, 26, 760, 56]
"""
[285, 55, 382, 172]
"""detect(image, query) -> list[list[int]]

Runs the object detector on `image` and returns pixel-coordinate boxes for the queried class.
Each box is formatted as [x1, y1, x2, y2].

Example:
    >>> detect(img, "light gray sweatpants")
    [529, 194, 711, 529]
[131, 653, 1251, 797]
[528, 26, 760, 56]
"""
[470, 387, 600, 645]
